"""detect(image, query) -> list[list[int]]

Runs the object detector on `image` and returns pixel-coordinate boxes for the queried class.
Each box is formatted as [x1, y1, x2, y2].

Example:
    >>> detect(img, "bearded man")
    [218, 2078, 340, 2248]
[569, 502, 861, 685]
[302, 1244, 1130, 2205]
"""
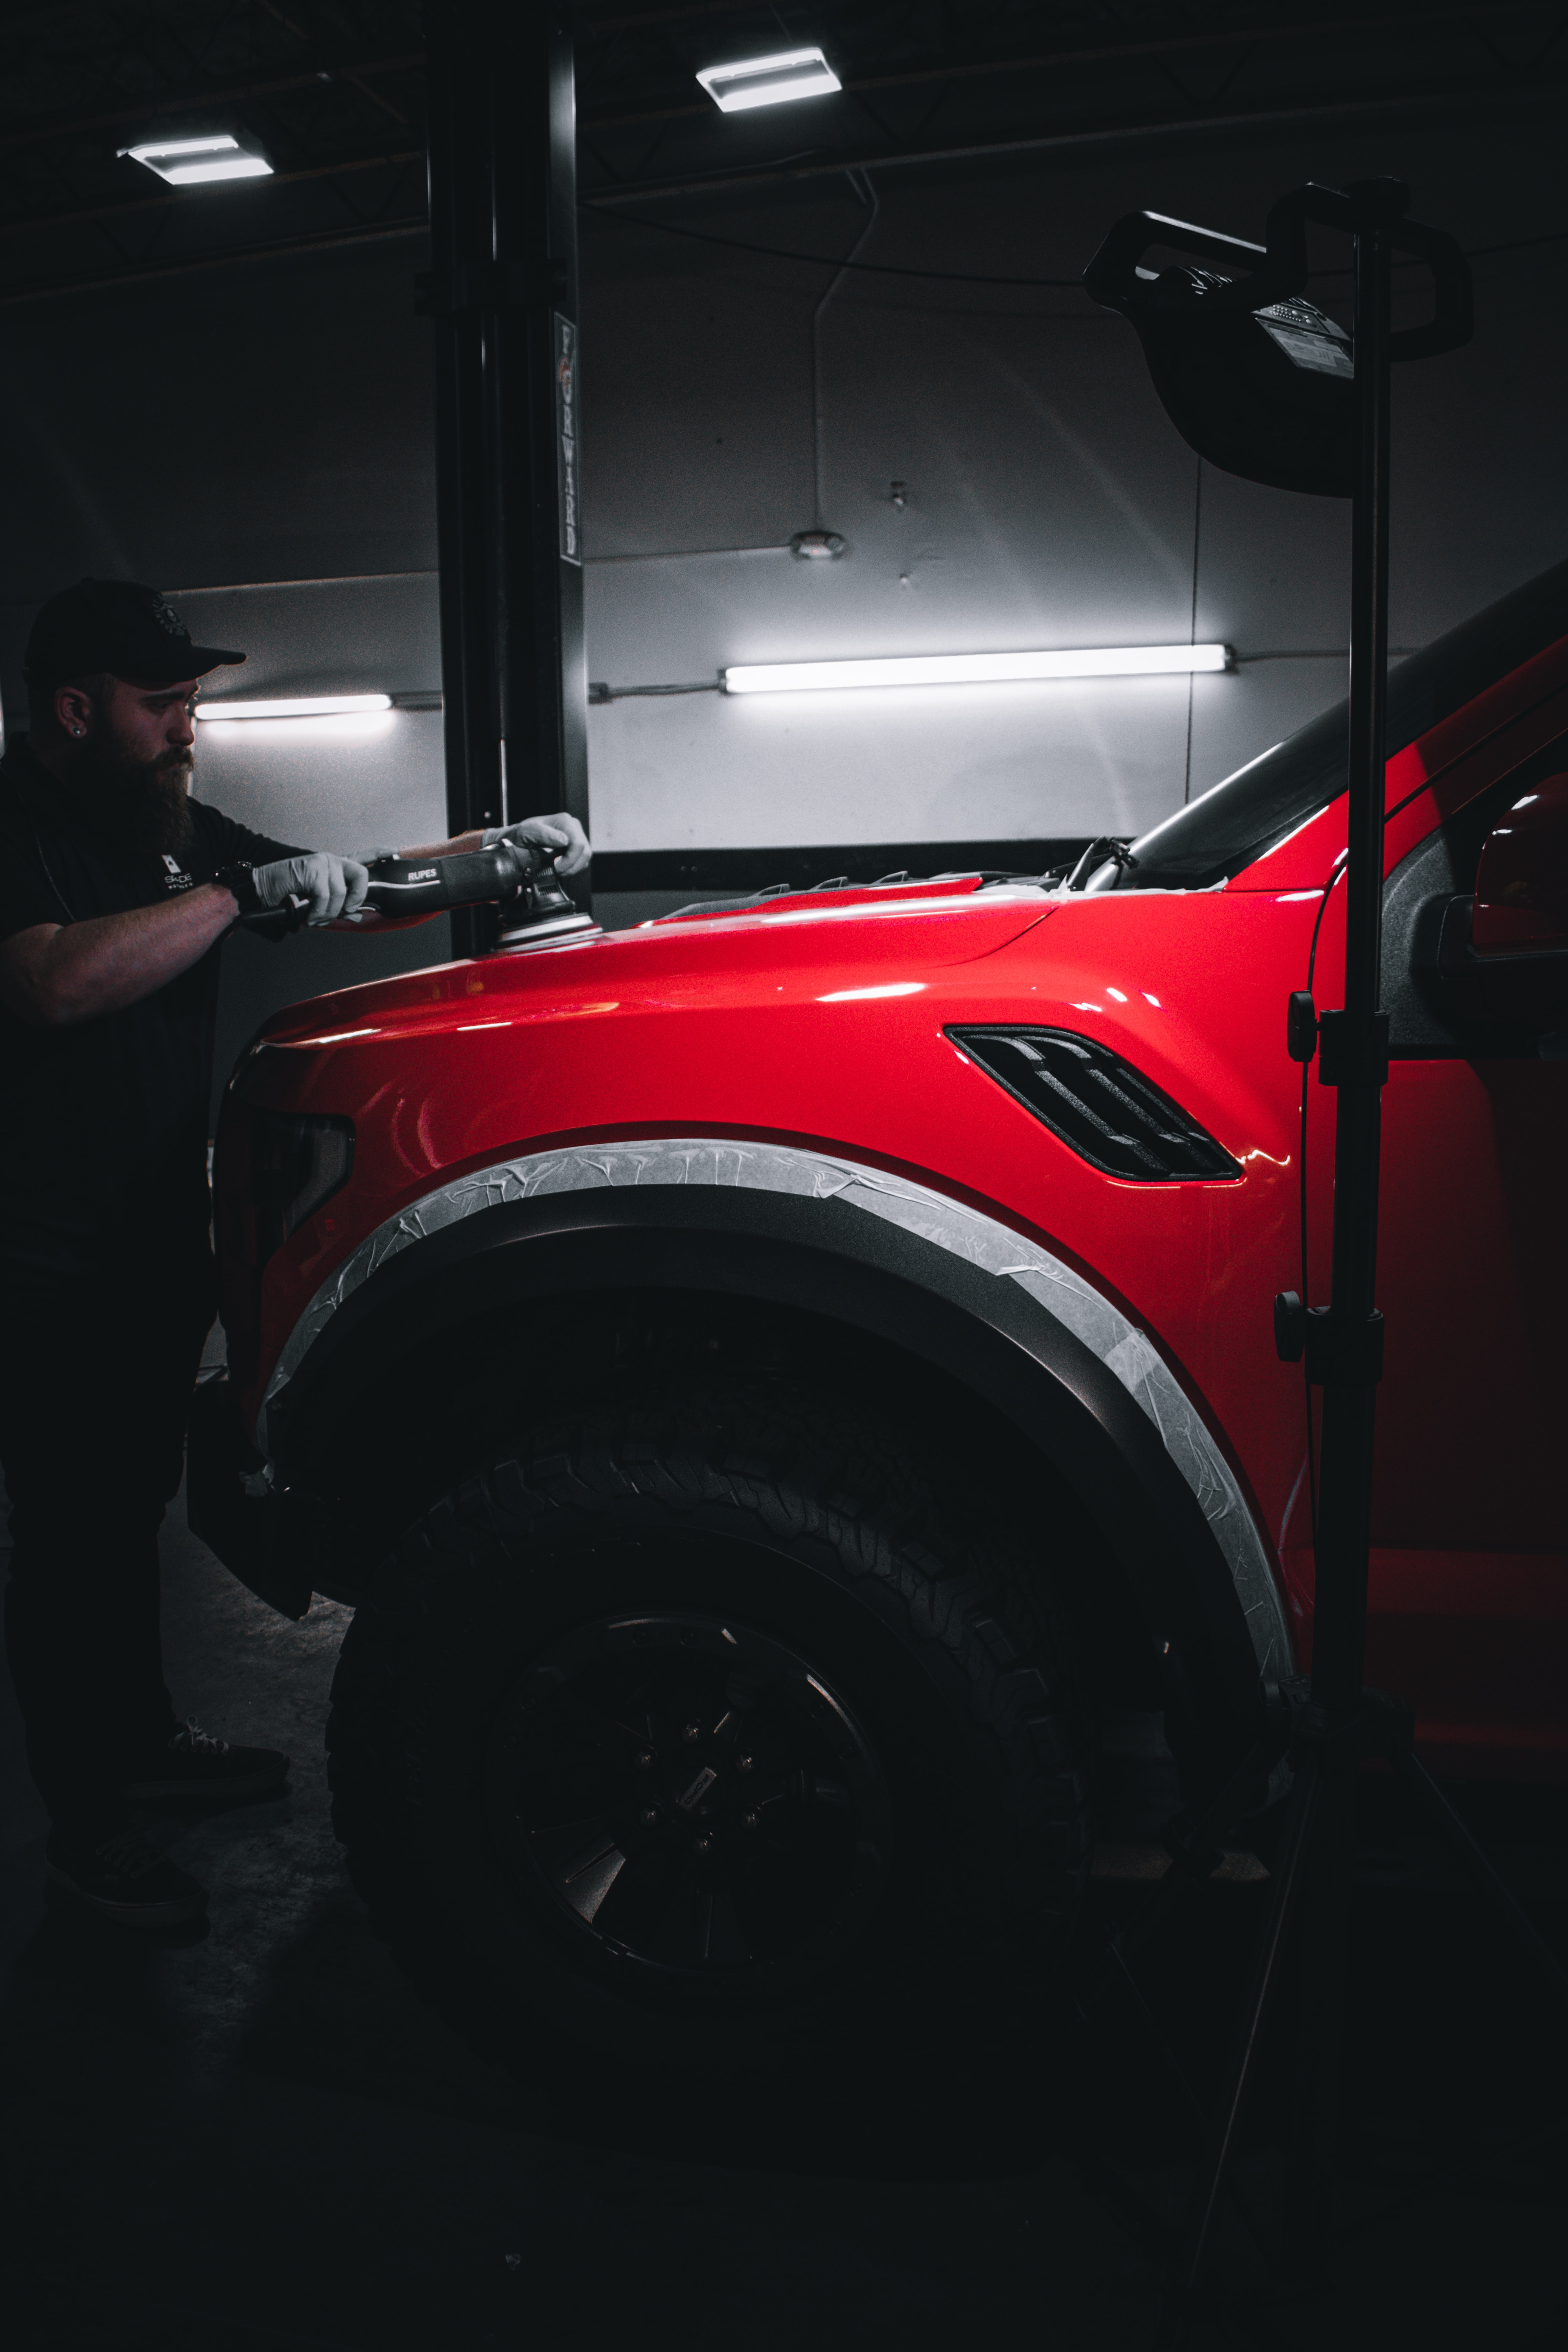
[0, 577, 588, 1927]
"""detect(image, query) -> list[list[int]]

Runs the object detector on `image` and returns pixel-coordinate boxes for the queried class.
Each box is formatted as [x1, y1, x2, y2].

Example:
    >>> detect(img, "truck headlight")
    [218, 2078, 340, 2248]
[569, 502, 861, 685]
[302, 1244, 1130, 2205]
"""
[251, 1111, 354, 1263]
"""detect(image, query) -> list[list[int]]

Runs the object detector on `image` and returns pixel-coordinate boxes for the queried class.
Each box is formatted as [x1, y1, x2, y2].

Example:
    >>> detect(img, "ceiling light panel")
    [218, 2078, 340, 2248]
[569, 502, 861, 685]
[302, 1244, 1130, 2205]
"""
[721, 647, 1233, 694]
[122, 134, 273, 186]
[696, 49, 842, 112]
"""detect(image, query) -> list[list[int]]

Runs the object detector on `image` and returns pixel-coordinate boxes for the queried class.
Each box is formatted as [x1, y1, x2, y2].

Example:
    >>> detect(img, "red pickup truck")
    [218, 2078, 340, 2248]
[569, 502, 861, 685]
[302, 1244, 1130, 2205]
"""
[196, 557, 1568, 2067]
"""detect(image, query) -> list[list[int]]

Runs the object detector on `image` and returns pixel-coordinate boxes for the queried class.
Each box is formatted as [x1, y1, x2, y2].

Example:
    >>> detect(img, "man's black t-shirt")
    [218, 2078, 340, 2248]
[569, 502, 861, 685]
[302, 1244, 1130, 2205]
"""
[0, 738, 302, 1279]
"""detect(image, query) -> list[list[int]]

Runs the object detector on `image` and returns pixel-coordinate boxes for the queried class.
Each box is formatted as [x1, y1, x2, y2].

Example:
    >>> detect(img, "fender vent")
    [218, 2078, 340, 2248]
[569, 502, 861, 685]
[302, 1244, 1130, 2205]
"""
[949, 1026, 1241, 1181]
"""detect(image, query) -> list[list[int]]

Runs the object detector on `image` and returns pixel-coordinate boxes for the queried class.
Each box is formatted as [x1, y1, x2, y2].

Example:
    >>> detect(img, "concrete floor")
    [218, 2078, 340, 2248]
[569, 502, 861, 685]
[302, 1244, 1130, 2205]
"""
[2, 1468, 1565, 2351]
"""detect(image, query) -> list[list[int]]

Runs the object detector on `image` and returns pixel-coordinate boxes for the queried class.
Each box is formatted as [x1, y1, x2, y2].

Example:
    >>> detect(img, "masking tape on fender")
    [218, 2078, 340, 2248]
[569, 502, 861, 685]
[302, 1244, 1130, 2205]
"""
[260, 1137, 1294, 1683]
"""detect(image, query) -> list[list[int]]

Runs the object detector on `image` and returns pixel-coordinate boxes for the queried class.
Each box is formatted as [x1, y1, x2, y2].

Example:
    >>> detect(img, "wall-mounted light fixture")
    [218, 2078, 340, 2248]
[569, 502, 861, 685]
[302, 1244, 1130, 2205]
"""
[196, 693, 391, 720]
[120, 132, 273, 185]
[696, 48, 842, 112]
[720, 645, 1232, 694]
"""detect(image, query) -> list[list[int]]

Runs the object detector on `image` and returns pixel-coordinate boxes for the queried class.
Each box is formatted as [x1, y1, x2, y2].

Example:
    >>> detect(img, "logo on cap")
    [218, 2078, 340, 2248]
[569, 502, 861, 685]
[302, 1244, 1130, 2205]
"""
[150, 595, 186, 639]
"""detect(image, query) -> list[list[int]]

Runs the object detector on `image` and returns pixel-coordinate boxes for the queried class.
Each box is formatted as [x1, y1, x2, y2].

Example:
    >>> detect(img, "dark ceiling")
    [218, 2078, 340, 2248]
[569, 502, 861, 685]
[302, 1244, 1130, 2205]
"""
[2, 1, 1565, 303]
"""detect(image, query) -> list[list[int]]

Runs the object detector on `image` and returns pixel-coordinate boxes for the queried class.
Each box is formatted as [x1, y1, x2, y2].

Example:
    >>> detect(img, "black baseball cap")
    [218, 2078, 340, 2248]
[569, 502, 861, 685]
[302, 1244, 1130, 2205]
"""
[24, 576, 245, 693]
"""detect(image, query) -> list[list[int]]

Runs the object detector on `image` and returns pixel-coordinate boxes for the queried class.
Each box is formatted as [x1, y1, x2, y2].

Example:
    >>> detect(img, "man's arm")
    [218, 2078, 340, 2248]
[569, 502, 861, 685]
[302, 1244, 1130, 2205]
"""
[394, 829, 485, 859]
[0, 884, 241, 1027]
[0, 844, 370, 1024]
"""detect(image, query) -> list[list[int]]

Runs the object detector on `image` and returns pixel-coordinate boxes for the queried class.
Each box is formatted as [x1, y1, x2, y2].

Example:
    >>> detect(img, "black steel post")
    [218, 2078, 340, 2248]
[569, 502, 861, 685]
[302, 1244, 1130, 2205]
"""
[423, 2, 588, 956]
[425, 11, 492, 912]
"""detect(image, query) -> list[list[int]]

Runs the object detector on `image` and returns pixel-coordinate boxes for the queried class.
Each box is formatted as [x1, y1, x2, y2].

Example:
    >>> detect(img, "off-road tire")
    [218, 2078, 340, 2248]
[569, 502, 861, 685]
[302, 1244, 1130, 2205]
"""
[328, 1372, 1093, 2074]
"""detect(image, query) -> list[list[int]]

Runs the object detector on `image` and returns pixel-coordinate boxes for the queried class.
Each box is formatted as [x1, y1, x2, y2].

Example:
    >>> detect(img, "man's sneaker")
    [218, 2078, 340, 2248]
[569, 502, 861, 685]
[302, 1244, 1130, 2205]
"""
[48, 1824, 208, 1927]
[121, 1719, 290, 1803]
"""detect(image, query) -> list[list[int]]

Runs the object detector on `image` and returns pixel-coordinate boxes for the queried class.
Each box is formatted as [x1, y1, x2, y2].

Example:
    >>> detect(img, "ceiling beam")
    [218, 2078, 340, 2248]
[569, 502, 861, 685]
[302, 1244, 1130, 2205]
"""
[0, 51, 425, 151]
[0, 142, 423, 235]
[583, 75, 1568, 206]
[578, 5, 1566, 131]
[0, 212, 426, 305]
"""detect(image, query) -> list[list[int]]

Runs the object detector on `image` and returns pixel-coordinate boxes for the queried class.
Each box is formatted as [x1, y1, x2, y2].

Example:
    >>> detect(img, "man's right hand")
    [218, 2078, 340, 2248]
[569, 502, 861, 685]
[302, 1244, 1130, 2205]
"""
[249, 853, 370, 924]
[481, 813, 591, 878]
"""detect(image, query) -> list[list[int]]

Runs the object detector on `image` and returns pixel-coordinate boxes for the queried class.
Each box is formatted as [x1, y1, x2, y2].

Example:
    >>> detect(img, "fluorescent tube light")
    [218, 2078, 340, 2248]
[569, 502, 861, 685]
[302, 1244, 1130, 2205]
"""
[721, 646, 1233, 694]
[121, 134, 273, 186]
[697, 48, 842, 112]
[196, 694, 392, 720]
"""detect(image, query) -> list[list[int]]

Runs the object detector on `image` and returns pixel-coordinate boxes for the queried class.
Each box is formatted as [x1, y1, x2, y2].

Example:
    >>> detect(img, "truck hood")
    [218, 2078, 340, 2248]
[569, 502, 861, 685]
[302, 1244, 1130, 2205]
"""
[256, 878, 1057, 1049]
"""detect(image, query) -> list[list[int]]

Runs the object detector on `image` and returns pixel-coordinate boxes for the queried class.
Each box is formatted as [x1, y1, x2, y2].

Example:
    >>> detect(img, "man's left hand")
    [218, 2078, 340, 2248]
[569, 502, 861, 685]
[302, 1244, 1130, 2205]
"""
[483, 812, 591, 878]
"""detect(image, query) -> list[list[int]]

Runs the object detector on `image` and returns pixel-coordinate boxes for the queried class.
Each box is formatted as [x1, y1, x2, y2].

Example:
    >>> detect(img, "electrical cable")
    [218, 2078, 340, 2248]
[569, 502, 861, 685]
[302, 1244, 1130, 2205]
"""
[580, 201, 1086, 286]
[12, 200, 1559, 314]
[588, 679, 719, 700]
[581, 202, 1568, 289]
[812, 170, 880, 525]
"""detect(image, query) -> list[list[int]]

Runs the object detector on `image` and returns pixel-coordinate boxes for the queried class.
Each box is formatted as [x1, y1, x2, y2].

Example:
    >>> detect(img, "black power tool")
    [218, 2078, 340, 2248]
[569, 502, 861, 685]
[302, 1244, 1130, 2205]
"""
[357, 837, 543, 915]
[239, 837, 595, 947]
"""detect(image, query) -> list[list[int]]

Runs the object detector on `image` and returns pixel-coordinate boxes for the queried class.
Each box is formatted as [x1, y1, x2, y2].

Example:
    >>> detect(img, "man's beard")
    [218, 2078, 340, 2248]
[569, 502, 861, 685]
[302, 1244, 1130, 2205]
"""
[60, 736, 196, 860]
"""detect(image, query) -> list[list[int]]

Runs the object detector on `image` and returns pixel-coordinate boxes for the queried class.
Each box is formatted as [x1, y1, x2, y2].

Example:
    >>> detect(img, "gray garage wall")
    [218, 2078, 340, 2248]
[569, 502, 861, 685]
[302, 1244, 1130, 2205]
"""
[169, 577, 454, 1096]
[2, 111, 1564, 1083]
[575, 119, 1566, 853]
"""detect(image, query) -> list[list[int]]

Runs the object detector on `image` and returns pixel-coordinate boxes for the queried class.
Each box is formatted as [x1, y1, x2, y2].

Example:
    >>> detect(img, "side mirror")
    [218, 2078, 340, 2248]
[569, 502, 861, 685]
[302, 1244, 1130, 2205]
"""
[1430, 773, 1568, 1035]
[1472, 772, 1568, 956]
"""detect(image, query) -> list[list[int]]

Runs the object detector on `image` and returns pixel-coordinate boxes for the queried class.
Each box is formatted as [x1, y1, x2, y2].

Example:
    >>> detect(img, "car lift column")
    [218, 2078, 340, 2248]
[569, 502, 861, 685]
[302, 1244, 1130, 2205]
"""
[424, 2, 588, 953]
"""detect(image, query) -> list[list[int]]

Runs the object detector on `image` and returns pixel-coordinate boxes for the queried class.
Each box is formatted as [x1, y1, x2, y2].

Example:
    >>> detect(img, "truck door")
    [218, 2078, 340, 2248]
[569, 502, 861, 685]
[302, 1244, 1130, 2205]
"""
[1315, 758, 1568, 1770]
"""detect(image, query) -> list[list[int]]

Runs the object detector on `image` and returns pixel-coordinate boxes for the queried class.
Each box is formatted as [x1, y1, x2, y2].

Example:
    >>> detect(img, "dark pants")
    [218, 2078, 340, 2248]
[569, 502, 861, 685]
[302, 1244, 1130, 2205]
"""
[0, 1247, 218, 1840]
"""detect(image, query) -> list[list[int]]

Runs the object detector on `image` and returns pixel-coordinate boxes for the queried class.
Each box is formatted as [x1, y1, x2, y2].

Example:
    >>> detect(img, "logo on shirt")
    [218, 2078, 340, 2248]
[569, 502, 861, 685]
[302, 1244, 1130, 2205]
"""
[162, 852, 195, 893]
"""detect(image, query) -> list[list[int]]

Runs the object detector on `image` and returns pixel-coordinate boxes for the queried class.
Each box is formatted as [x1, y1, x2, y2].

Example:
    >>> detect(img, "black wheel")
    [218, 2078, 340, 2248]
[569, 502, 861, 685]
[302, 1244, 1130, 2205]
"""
[487, 1610, 892, 1997]
[328, 1371, 1093, 2071]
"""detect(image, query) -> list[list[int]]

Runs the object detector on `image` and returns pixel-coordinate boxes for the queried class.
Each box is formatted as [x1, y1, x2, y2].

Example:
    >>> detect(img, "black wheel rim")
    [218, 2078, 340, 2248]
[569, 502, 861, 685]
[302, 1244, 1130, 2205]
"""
[485, 1612, 892, 1999]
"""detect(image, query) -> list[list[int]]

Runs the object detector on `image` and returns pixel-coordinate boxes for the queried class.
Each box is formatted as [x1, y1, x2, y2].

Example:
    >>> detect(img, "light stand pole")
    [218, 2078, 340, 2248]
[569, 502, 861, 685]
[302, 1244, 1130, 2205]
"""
[1170, 181, 1405, 2305]
[1288, 177, 1398, 2239]
[1085, 181, 1568, 2339]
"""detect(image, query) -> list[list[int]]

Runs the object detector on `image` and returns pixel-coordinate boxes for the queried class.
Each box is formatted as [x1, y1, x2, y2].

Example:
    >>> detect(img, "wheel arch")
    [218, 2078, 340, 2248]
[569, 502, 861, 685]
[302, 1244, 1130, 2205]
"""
[261, 1138, 1294, 1742]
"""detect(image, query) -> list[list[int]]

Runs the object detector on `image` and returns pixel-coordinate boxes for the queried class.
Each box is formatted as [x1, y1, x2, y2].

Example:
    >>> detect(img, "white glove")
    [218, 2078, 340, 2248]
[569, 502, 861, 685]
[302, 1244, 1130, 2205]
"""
[251, 852, 370, 924]
[481, 812, 591, 878]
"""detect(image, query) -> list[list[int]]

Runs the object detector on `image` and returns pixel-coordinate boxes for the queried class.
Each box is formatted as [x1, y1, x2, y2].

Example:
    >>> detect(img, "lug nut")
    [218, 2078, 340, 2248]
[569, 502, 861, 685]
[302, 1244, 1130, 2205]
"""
[634, 1751, 654, 1771]
[694, 1834, 713, 1855]
[682, 1724, 702, 1743]
[742, 1810, 759, 1831]
[737, 1755, 755, 1774]
[640, 1807, 660, 1826]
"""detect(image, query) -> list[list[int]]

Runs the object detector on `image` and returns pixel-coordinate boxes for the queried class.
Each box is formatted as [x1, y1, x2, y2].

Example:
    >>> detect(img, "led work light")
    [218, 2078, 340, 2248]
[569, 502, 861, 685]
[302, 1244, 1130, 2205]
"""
[120, 133, 273, 186]
[696, 49, 842, 111]
[1083, 188, 1470, 495]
